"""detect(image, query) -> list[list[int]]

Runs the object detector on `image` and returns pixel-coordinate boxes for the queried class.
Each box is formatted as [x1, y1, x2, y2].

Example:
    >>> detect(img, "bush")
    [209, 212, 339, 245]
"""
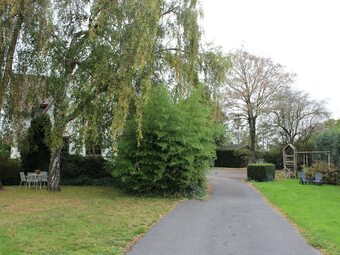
[260, 149, 283, 170]
[0, 143, 10, 158]
[0, 157, 21, 185]
[60, 153, 111, 185]
[214, 149, 247, 167]
[20, 114, 51, 172]
[315, 128, 340, 184]
[111, 85, 218, 196]
[315, 128, 340, 167]
[247, 163, 275, 181]
[304, 161, 337, 185]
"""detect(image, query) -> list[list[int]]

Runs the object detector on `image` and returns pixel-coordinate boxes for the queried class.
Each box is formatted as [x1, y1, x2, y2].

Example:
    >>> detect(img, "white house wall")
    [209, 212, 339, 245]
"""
[10, 104, 90, 159]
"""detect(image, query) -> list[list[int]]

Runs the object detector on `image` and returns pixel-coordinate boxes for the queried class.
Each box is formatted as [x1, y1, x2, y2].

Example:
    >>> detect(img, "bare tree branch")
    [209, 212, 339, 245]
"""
[224, 49, 294, 159]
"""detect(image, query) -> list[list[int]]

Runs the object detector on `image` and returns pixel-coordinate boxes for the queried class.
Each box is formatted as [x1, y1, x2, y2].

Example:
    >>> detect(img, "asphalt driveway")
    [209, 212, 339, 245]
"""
[127, 168, 320, 255]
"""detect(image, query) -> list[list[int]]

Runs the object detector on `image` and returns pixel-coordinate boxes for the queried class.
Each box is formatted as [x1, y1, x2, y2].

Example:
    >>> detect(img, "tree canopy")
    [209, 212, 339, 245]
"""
[224, 49, 294, 160]
[271, 85, 329, 145]
[0, 0, 230, 191]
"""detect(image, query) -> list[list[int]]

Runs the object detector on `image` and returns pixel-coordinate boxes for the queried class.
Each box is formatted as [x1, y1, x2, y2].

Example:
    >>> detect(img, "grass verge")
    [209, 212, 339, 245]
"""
[0, 186, 180, 255]
[253, 179, 340, 255]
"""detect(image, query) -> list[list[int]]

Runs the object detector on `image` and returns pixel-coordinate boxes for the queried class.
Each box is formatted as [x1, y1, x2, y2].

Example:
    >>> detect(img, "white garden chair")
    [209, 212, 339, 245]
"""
[26, 173, 38, 189]
[38, 172, 48, 189]
[19, 172, 27, 188]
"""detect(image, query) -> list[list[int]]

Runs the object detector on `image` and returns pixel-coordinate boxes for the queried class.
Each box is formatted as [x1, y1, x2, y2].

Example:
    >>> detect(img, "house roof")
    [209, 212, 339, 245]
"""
[283, 143, 296, 152]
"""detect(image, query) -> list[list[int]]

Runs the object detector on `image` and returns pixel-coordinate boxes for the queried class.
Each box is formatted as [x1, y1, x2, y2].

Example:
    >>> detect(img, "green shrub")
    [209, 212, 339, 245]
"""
[214, 149, 247, 167]
[60, 153, 111, 185]
[315, 128, 340, 184]
[304, 161, 337, 185]
[315, 128, 340, 166]
[20, 114, 51, 172]
[60, 153, 83, 179]
[247, 163, 275, 181]
[0, 157, 21, 185]
[111, 85, 218, 196]
[260, 149, 283, 170]
[0, 143, 10, 158]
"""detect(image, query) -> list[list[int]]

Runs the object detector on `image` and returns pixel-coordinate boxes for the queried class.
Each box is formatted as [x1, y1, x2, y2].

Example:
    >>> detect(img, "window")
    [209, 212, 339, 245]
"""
[86, 145, 101, 156]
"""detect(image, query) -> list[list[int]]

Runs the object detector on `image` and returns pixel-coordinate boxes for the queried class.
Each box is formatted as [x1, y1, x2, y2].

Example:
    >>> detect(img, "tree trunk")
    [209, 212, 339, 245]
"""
[248, 116, 257, 163]
[47, 148, 62, 191]
[0, 178, 3, 191]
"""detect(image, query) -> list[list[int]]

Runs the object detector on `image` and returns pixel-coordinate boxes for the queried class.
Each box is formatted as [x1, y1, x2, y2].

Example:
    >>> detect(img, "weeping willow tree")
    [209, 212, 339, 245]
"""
[1, 0, 229, 192]
[0, 0, 50, 142]
[44, 0, 207, 191]
[199, 45, 231, 123]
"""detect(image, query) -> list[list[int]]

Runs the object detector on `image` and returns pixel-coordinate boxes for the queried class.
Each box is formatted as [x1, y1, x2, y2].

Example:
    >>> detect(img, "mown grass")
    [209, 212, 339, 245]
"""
[0, 186, 180, 255]
[253, 179, 340, 255]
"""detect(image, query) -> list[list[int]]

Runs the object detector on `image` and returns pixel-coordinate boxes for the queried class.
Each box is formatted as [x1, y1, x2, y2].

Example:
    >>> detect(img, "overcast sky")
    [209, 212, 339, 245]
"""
[201, 0, 340, 118]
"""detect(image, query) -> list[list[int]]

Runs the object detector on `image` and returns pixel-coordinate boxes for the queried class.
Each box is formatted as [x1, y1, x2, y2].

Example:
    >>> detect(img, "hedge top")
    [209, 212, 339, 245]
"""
[248, 163, 275, 167]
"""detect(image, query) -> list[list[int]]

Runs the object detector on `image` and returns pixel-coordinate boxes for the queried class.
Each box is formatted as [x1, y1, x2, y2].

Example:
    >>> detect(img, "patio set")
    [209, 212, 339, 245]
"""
[19, 171, 48, 189]
[298, 171, 323, 185]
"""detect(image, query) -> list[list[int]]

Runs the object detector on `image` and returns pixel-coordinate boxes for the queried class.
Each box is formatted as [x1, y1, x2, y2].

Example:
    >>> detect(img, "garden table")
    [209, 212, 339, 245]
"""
[26, 172, 48, 189]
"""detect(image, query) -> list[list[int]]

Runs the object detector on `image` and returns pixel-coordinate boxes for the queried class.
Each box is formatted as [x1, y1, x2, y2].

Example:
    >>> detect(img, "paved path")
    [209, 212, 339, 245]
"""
[127, 168, 321, 255]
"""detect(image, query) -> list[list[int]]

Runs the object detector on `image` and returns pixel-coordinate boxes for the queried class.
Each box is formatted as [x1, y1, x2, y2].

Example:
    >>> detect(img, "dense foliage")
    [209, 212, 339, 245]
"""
[315, 128, 340, 167]
[0, 157, 21, 185]
[247, 163, 275, 181]
[1, 0, 231, 192]
[0, 141, 6, 189]
[111, 85, 219, 196]
[260, 148, 283, 170]
[0, 143, 10, 158]
[304, 161, 338, 185]
[315, 128, 340, 184]
[60, 153, 112, 186]
[20, 114, 51, 172]
[214, 149, 247, 167]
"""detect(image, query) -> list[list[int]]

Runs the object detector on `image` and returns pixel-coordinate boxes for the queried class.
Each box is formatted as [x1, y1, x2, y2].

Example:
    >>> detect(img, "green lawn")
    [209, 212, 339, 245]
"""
[253, 179, 340, 255]
[0, 186, 180, 255]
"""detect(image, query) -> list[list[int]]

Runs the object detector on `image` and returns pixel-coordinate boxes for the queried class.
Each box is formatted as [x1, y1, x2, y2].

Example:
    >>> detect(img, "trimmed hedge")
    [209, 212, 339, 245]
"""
[247, 163, 275, 181]
[0, 153, 113, 186]
[0, 157, 21, 185]
[60, 153, 112, 185]
[214, 149, 247, 167]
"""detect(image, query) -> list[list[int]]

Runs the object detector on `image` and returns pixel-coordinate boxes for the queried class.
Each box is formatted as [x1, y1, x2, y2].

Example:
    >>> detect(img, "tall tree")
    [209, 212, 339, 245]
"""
[45, 0, 204, 191]
[224, 49, 294, 161]
[45, 0, 160, 191]
[271, 86, 329, 145]
[199, 45, 231, 124]
[1, 0, 220, 191]
[0, 0, 50, 138]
